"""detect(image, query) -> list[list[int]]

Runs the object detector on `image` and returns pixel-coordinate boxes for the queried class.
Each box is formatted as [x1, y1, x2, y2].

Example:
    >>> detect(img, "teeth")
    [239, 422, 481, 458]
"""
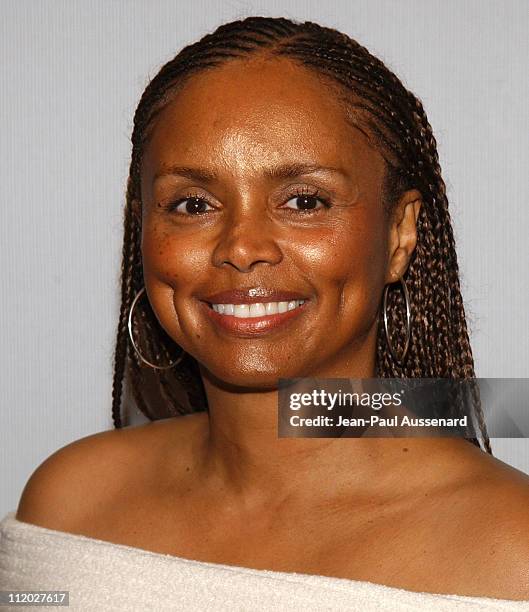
[211, 300, 305, 317]
[278, 301, 288, 314]
[249, 303, 266, 317]
[234, 304, 249, 318]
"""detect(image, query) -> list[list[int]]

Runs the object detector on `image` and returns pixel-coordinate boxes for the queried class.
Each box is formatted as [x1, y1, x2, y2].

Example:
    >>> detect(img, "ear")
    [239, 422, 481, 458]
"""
[385, 189, 422, 283]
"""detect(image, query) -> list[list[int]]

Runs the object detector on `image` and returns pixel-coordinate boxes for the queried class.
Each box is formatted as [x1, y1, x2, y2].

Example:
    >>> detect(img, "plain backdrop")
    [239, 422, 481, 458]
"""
[1, 0, 528, 516]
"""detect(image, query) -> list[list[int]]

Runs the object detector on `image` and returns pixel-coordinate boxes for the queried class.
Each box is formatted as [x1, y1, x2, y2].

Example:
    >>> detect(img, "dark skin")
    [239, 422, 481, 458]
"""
[17, 56, 529, 599]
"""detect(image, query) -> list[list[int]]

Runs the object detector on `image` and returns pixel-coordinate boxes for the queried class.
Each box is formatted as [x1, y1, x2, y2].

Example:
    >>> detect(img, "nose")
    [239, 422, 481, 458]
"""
[211, 205, 283, 273]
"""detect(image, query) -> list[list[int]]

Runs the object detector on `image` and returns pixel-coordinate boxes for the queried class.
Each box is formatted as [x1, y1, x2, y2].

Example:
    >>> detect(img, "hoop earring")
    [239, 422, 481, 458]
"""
[128, 286, 185, 370]
[383, 277, 411, 367]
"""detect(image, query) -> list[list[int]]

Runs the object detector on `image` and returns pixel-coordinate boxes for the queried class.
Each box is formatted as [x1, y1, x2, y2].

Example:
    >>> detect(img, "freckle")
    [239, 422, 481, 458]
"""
[196, 334, 201, 339]
[186, 466, 190, 472]
[402, 447, 408, 452]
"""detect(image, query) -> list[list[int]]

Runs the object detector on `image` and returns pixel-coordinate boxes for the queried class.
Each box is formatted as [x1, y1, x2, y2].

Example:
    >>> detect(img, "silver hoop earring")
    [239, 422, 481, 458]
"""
[383, 277, 411, 366]
[128, 286, 185, 370]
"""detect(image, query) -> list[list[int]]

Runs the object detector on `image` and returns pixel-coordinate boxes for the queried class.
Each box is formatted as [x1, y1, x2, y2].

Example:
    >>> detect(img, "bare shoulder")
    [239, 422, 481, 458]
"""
[440, 443, 529, 599]
[16, 412, 207, 533]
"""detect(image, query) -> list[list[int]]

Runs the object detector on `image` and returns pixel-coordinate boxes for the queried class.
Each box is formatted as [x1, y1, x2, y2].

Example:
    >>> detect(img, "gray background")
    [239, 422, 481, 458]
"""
[1, 0, 528, 516]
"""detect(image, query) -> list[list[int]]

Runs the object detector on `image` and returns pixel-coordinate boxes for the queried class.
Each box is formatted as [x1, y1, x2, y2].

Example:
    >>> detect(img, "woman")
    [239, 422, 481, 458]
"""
[2, 16, 529, 610]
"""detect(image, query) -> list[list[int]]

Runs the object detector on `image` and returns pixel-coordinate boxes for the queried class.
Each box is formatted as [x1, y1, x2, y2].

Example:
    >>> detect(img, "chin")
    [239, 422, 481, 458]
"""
[199, 361, 301, 392]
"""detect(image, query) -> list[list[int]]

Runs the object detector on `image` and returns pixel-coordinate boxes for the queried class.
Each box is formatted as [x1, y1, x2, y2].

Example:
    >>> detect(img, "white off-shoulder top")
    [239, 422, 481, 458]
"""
[0, 512, 527, 611]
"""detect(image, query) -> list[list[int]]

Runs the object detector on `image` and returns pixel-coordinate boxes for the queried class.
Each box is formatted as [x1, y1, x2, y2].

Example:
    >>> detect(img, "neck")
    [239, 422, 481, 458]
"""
[193, 354, 465, 510]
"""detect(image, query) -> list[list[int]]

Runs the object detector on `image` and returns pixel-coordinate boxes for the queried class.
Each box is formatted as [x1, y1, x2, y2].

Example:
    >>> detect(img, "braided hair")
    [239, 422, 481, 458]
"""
[111, 16, 492, 454]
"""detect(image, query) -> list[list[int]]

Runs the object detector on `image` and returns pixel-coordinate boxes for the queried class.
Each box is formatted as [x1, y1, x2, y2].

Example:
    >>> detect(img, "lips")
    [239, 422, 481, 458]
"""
[201, 288, 309, 304]
[200, 298, 309, 336]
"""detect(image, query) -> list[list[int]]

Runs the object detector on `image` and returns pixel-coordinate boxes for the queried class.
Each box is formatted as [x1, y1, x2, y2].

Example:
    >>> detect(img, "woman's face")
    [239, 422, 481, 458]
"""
[139, 56, 413, 387]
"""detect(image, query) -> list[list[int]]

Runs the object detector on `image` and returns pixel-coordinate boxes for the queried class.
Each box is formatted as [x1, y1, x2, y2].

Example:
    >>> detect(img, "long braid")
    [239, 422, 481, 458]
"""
[110, 180, 141, 429]
[111, 16, 492, 454]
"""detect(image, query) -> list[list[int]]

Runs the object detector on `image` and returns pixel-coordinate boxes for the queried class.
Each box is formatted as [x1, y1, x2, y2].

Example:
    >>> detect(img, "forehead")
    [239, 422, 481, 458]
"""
[142, 55, 385, 182]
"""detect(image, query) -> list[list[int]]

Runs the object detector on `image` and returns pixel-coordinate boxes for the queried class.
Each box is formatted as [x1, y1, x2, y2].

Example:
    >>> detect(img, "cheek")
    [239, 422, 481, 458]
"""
[140, 219, 209, 338]
[141, 219, 206, 284]
[299, 212, 388, 333]
[300, 214, 387, 291]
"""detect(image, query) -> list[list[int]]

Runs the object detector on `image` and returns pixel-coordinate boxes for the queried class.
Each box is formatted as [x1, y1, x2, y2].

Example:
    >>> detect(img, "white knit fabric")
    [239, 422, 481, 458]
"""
[1, 512, 527, 611]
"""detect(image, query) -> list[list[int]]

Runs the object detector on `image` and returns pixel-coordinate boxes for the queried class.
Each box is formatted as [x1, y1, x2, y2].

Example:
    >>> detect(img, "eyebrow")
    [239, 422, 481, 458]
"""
[152, 163, 349, 184]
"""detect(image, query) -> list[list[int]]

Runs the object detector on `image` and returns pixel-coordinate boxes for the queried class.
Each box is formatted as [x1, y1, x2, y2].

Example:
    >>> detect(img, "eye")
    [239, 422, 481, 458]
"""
[167, 194, 214, 215]
[282, 188, 330, 213]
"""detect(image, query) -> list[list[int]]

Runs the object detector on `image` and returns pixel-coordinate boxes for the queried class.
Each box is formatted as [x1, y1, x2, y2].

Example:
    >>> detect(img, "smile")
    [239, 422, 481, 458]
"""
[200, 299, 309, 335]
[210, 300, 306, 317]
